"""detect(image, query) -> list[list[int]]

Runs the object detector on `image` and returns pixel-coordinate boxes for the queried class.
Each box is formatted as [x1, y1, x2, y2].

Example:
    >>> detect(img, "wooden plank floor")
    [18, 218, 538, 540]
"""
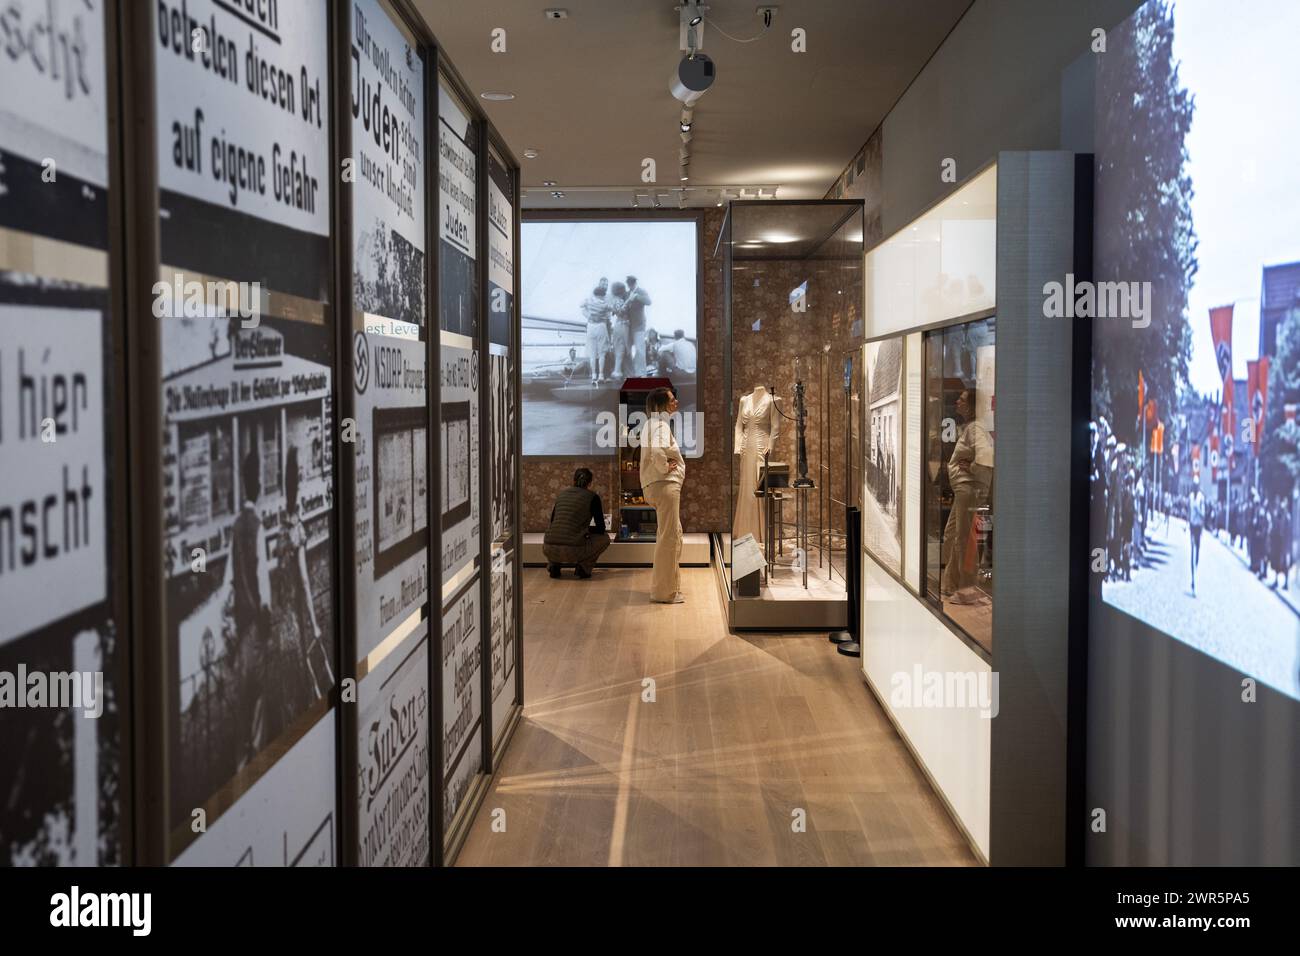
[456, 565, 977, 866]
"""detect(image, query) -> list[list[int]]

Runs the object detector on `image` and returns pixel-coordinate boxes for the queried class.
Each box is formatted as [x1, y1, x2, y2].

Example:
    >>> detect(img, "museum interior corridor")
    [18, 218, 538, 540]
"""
[456, 567, 974, 866]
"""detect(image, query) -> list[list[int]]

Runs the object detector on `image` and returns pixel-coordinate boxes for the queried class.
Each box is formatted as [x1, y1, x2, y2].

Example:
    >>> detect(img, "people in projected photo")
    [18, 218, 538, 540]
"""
[608, 280, 630, 378]
[1188, 484, 1205, 596]
[940, 388, 993, 604]
[562, 346, 592, 382]
[619, 276, 652, 377]
[581, 284, 614, 384]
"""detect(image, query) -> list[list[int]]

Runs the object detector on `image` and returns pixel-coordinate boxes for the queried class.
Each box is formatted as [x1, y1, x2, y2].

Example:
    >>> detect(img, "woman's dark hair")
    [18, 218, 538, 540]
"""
[573, 467, 593, 488]
[645, 387, 674, 414]
[285, 445, 300, 513]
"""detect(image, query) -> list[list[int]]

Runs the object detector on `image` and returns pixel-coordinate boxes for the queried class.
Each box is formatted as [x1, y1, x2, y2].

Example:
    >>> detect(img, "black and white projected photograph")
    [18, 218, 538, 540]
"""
[162, 317, 338, 827]
[521, 218, 700, 457]
[864, 336, 904, 575]
[1091, 0, 1300, 701]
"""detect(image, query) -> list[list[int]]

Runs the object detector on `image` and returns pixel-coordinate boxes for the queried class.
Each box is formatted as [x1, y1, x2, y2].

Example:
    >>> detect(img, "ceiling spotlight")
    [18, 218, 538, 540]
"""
[542, 180, 557, 187]
[480, 91, 515, 101]
[523, 148, 539, 159]
[680, 121, 692, 132]
[551, 190, 565, 198]
[681, 174, 689, 182]
[670, 53, 715, 105]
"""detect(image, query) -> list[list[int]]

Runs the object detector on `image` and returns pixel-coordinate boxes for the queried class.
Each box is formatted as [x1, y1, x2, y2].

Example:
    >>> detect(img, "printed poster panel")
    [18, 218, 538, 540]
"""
[488, 349, 515, 545]
[173, 708, 337, 866]
[352, 331, 429, 661]
[153, 0, 331, 299]
[0, 0, 109, 246]
[0, 293, 121, 866]
[357, 624, 429, 867]
[489, 547, 516, 745]
[351, 0, 425, 333]
[0, 306, 107, 645]
[440, 337, 478, 586]
[487, 150, 514, 347]
[438, 83, 477, 337]
[162, 317, 337, 850]
[442, 574, 482, 831]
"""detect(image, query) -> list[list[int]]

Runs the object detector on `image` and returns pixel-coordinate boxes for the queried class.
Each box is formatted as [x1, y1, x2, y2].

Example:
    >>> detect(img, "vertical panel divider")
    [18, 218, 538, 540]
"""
[511, 151, 524, 716]
[330, 0, 359, 868]
[426, 42, 446, 868]
[117, 0, 166, 867]
[477, 122, 493, 777]
[102, 0, 134, 866]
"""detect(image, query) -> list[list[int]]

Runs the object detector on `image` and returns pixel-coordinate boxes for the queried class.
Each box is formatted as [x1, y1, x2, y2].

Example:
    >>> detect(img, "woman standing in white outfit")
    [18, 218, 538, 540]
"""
[640, 387, 685, 603]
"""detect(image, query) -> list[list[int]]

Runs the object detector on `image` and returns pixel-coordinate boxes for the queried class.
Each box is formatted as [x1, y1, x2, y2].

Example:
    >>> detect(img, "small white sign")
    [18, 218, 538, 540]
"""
[732, 533, 766, 582]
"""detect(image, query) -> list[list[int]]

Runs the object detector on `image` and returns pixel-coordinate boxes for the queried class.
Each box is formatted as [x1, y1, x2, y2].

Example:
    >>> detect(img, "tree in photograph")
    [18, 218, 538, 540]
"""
[1092, 0, 1198, 445]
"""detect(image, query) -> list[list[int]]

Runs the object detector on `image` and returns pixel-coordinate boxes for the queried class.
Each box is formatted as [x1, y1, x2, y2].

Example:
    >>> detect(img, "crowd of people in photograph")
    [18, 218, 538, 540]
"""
[1091, 415, 1296, 595]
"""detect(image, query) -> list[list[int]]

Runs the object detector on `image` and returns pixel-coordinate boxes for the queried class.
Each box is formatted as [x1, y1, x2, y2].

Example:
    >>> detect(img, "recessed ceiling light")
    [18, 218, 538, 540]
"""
[542, 180, 557, 187]
[680, 122, 692, 132]
[551, 191, 565, 198]
[523, 148, 539, 159]
[480, 91, 515, 101]
[681, 175, 689, 182]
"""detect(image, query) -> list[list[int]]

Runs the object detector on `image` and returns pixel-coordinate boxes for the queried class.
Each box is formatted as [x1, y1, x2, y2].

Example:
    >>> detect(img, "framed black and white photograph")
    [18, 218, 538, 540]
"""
[162, 317, 337, 843]
[864, 335, 904, 575]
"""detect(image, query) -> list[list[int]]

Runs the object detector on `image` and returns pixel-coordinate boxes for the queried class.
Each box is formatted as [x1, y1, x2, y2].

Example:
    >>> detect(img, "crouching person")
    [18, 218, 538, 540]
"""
[543, 467, 610, 579]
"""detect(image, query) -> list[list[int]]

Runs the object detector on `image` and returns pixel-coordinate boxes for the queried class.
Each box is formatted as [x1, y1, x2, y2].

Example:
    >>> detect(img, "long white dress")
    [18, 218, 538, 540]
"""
[733, 388, 780, 543]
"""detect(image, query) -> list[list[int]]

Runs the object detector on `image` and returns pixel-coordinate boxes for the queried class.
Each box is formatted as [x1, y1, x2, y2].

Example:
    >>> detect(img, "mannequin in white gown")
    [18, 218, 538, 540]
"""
[733, 386, 780, 543]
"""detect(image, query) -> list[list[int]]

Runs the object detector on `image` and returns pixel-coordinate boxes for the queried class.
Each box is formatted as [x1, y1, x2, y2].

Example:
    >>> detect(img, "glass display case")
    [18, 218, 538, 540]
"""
[923, 315, 996, 652]
[722, 200, 864, 628]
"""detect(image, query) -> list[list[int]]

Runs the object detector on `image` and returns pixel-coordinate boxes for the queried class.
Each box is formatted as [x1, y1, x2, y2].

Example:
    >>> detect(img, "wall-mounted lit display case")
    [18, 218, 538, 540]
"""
[720, 199, 864, 629]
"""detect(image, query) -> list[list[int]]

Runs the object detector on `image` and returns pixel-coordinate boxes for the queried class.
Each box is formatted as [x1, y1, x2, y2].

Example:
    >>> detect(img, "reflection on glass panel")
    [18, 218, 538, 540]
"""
[924, 317, 995, 652]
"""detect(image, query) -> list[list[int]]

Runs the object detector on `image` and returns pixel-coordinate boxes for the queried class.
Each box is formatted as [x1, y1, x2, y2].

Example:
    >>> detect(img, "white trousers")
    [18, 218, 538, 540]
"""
[586, 323, 609, 380]
[643, 480, 682, 601]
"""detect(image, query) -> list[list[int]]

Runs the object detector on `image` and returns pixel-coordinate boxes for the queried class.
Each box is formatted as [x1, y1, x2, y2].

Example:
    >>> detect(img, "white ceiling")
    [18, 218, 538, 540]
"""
[417, 0, 972, 207]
